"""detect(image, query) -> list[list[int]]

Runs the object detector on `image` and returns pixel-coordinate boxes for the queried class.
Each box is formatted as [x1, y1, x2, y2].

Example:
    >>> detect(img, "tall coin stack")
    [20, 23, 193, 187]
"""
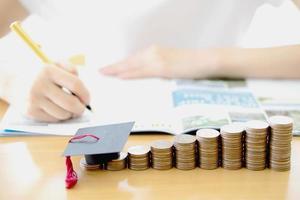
[128, 145, 151, 170]
[105, 152, 128, 171]
[245, 120, 269, 171]
[150, 140, 173, 170]
[269, 116, 293, 171]
[221, 124, 244, 170]
[196, 129, 220, 170]
[174, 134, 197, 170]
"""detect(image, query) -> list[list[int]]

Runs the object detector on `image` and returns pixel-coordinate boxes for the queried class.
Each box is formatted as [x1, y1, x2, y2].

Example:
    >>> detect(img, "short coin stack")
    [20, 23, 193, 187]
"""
[221, 124, 244, 170]
[80, 158, 101, 170]
[174, 134, 197, 170]
[105, 152, 128, 171]
[245, 120, 269, 171]
[128, 145, 151, 170]
[196, 129, 220, 170]
[269, 116, 293, 171]
[150, 140, 173, 170]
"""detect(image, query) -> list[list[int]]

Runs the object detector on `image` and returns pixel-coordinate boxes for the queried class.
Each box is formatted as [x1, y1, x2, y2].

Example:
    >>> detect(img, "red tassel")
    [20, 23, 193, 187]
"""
[65, 134, 99, 189]
[65, 156, 78, 189]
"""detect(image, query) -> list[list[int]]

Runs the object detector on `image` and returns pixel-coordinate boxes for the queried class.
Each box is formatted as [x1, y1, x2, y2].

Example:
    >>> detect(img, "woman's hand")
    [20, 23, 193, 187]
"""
[100, 45, 220, 79]
[24, 64, 90, 122]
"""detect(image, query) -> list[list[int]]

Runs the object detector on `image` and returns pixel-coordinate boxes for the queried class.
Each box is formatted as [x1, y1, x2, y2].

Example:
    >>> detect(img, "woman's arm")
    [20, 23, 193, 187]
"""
[293, 0, 300, 9]
[0, 0, 28, 37]
[100, 45, 300, 79]
[0, 0, 29, 102]
[218, 45, 300, 79]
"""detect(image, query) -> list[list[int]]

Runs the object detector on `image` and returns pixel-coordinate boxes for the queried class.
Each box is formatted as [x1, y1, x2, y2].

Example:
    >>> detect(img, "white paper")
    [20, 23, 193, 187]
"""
[2, 72, 300, 136]
[0, 69, 178, 135]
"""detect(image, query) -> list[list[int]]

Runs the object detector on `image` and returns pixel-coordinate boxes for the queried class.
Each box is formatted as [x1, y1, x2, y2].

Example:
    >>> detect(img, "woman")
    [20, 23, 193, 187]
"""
[0, 0, 90, 122]
[1, 0, 299, 122]
[101, 0, 300, 79]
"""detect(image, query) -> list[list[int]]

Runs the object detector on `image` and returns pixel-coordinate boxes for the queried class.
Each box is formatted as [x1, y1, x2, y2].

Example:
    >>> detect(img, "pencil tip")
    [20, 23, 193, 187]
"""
[86, 105, 92, 111]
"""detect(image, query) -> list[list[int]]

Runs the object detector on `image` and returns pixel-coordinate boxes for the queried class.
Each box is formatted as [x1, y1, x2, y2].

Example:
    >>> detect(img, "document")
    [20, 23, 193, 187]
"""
[247, 79, 300, 135]
[1, 69, 277, 136]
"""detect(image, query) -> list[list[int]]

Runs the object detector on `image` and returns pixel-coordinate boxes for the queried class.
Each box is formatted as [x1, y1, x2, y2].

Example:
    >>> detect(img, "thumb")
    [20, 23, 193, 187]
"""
[56, 62, 78, 76]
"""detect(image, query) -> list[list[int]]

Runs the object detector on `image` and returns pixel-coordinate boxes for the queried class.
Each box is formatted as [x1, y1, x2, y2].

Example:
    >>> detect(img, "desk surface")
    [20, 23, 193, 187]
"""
[0, 100, 299, 200]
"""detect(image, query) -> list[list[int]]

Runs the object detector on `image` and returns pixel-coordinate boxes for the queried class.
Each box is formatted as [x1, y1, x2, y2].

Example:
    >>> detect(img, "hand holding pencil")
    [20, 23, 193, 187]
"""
[10, 21, 91, 122]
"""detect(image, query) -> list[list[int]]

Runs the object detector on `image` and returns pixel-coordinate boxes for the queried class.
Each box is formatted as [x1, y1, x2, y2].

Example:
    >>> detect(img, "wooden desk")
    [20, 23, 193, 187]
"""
[0, 100, 299, 200]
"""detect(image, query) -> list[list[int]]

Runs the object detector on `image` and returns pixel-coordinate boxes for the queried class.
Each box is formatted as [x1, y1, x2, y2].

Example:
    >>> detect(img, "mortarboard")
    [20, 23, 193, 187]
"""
[63, 122, 134, 189]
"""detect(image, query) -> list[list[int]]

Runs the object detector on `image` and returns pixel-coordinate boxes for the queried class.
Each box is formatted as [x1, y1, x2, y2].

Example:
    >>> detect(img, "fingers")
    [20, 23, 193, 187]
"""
[101, 60, 159, 79]
[25, 64, 90, 122]
[44, 82, 85, 116]
[117, 68, 153, 79]
[26, 107, 60, 123]
[56, 62, 78, 75]
[45, 65, 90, 105]
[38, 97, 73, 121]
[100, 59, 137, 76]
[100, 58, 151, 79]
[100, 46, 168, 79]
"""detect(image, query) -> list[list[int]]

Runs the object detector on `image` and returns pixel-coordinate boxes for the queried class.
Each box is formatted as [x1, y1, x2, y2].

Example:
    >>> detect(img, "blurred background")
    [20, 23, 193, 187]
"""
[1, 0, 300, 71]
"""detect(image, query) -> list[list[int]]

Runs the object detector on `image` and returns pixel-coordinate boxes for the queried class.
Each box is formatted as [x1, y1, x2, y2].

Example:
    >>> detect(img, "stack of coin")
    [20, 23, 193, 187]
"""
[196, 129, 220, 170]
[150, 140, 173, 170]
[245, 120, 269, 171]
[269, 116, 293, 171]
[80, 158, 101, 170]
[174, 134, 197, 170]
[105, 152, 128, 171]
[221, 124, 244, 170]
[128, 145, 150, 170]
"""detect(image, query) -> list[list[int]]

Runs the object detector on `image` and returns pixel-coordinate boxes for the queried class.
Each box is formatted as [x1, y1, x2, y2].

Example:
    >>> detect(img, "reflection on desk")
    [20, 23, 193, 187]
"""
[0, 100, 300, 200]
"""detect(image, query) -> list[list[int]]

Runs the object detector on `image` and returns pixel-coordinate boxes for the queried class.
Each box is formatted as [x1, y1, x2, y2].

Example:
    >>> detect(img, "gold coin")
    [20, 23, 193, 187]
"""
[268, 115, 293, 129]
[128, 145, 150, 156]
[196, 129, 220, 139]
[245, 120, 269, 132]
[80, 158, 101, 170]
[174, 134, 196, 145]
[221, 124, 244, 135]
[151, 140, 173, 150]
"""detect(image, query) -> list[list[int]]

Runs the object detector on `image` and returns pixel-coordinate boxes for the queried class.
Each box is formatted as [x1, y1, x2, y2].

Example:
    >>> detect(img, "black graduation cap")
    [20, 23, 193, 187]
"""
[63, 121, 134, 189]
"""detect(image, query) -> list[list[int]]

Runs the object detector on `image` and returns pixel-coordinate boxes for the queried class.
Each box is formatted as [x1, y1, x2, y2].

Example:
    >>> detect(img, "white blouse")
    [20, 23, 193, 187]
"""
[17, 0, 287, 65]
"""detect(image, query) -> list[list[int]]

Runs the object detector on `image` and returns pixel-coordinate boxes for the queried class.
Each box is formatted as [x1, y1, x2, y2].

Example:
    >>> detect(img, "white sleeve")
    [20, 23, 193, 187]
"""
[266, 0, 289, 6]
[18, 0, 54, 18]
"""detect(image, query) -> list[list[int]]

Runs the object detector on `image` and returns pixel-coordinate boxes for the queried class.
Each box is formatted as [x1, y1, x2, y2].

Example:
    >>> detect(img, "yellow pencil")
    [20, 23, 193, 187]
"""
[10, 21, 92, 111]
[10, 21, 52, 63]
